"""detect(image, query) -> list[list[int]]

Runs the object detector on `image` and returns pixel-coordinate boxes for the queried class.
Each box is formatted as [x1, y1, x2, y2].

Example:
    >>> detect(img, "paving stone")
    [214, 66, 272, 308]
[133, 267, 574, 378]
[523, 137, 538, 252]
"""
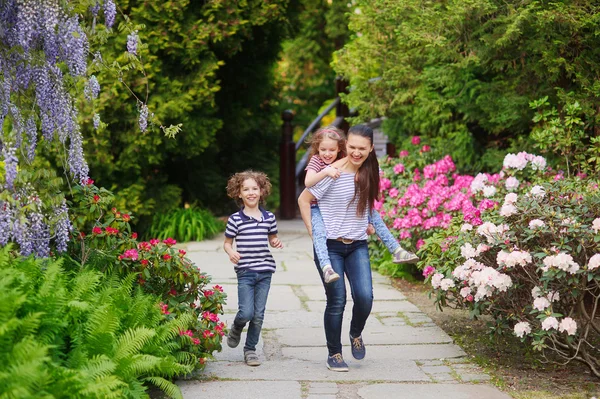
[306, 300, 420, 314]
[421, 365, 453, 374]
[198, 358, 429, 382]
[377, 316, 407, 326]
[308, 386, 338, 394]
[357, 383, 512, 399]
[458, 373, 491, 382]
[282, 344, 465, 361]
[222, 284, 303, 312]
[277, 326, 452, 347]
[431, 373, 459, 382]
[309, 382, 337, 389]
[306, 395, 336, 399]
[179, 380, 301, 399]
[211, 331, 264, 362]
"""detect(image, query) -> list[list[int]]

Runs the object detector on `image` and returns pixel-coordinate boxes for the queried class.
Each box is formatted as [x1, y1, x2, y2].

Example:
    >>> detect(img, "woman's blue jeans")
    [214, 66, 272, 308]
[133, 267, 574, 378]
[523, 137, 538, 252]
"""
[312, 206, 399, 269]
[314, 240, 373, 356]
[232, 270, 272, 352]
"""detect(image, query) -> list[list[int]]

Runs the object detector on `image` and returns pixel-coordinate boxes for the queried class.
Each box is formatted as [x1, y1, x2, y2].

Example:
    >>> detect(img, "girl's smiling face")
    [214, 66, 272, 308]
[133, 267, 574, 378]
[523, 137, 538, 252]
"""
[318, 138, 340, 165]
[239, 178, 261, 207]
[346, 134, 373, 167]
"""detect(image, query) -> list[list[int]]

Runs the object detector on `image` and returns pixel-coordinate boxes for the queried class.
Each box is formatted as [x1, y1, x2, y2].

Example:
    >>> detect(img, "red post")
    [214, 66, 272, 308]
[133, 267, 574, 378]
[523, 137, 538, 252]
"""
[280, 110, 296, 219]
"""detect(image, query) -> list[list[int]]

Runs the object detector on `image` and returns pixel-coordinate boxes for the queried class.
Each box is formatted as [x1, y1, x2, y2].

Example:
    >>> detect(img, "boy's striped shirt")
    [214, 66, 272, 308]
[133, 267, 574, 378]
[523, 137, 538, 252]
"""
[308, 173, 368, 241]
[225, 207, 278, 273]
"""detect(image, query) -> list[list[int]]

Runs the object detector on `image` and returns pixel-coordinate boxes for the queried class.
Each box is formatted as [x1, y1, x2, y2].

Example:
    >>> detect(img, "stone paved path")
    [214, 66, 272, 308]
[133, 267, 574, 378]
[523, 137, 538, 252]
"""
[179, 220, 511, 399]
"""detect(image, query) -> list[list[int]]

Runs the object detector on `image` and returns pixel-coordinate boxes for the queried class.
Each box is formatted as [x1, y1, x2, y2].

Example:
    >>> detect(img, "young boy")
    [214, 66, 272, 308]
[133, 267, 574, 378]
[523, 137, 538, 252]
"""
[223, 170, 283, 367]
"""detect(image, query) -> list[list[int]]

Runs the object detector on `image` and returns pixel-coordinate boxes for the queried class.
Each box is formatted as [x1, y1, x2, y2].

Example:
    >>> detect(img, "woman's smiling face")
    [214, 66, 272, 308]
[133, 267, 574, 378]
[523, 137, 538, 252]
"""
[346, 134, 373, 167]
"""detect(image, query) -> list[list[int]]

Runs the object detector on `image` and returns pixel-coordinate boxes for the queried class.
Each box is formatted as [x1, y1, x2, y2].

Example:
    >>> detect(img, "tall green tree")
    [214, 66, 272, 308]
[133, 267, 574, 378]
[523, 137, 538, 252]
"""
[334, 0, 600, 172]
[84, 0, 289, 218]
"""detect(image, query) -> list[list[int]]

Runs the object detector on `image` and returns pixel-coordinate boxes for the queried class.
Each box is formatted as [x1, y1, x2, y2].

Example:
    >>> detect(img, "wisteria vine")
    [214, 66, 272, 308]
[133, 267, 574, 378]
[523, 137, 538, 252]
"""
[0, 0, 142, 257]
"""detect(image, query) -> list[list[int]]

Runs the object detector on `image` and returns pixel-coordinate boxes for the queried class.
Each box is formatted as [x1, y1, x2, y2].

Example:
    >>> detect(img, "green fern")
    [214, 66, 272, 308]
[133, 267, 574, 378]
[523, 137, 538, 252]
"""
[0, 246, 197, 399]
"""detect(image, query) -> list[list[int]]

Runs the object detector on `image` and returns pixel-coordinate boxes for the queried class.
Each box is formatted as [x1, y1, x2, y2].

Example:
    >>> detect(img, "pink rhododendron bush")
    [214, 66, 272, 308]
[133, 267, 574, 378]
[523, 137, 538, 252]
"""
[377, 141, 600, 376]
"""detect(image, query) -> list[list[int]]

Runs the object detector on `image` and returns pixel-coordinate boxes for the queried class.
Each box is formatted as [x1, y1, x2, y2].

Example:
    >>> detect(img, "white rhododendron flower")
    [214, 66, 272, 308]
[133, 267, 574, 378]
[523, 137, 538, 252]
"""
[470, 173, 488, 193]
[504, 193, 518, 204]
[533, 297, 551, 311]
[461, 223, 473, 232]
[530, 155, 547, 171]
[558, 317, 577, 335]
[460, 243, 478, 259]
[514, 321, 531, 338]
[592, 218, 600, 233]
[476, 244, 490, 254]
[497, 250, 532, 268]
[460, 287, 471, 298]
[542, 252, 580, 274]
[531, 286, 542, 298]
[528, 219, 545, 229]
[530, 185, 546, 198]
[483, 185, 497, 198]
[588, 254, 600, 270]
[542, 317, 559, 331]
[547, 291, 560, 302]
[503, 153, 528, 170]
[505, 177, 519, 191]
[431, 273, 444, 289]
[500, 203, 518, 217]
[561, 218, 575, 226]
[440, 278, 455, 291]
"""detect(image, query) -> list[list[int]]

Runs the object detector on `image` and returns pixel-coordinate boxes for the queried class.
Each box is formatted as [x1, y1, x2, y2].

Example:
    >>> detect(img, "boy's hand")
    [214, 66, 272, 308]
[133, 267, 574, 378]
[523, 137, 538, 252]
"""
[270, 237, 284, 249]
[324, 166, 340, 179]
[228, 251, 241, 264]
[366, 223, 375, 235]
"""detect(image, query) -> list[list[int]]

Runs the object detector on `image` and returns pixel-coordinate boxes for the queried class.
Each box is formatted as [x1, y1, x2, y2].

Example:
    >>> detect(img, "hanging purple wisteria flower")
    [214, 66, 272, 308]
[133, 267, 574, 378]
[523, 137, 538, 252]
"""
[127, 31, 138, 55]
[93, 113, 101, 130]
[53, 202, 72, 253]
[2, 144, 18, 190]
[139, 102, 148, 132]
[104, 0, 116, 29]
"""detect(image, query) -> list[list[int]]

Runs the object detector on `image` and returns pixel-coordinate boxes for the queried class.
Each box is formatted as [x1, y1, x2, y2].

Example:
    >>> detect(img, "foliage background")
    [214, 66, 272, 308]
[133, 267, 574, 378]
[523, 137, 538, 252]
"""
[334, 0, 600, 173]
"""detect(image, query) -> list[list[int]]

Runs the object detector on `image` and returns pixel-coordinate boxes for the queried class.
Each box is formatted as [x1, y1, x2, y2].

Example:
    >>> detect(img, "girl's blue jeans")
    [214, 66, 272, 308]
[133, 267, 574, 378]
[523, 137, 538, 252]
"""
[314, 239, 373, 356]
[232, 269, 272, 352]
[311, 206, 399, 269]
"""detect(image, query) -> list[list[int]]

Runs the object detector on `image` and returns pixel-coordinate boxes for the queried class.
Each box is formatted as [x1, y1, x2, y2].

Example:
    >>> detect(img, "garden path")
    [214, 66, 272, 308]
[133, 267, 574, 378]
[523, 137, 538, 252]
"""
[179, 220, 511, 399]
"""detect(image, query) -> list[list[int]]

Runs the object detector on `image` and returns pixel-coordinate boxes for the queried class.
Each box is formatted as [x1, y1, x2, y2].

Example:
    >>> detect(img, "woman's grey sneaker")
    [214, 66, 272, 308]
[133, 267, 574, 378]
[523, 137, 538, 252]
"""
[350, 334, 366, 360]
[326, 353, 349, 372]
[244, 350, 261, 366]
[393, 248, 419, 264]
[322, 265, 340, 284]
[227, 327, 241, 348]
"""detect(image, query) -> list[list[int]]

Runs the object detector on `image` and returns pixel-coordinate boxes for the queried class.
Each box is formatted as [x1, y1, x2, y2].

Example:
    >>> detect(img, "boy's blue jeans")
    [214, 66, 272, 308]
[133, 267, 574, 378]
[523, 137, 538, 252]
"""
[311, 206, 400, 269]
[232, 269, 272, 352]
[314, 239, 373, 356]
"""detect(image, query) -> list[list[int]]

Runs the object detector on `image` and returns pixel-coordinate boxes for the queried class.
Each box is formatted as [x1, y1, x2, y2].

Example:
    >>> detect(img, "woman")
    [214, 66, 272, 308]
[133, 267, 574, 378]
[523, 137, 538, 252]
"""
[298, 124, 380, 372]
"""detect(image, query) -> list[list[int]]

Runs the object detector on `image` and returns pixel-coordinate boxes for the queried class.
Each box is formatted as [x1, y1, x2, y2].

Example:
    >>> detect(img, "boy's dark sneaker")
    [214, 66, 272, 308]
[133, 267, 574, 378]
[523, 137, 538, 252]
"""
[244, 350, 261, 366]
[350, 334, 366, 360]
[227, 326, 242, 348]
[326, 353, 349, 372]
[392, 248, 419, 264]
[322, 265, 340, 284]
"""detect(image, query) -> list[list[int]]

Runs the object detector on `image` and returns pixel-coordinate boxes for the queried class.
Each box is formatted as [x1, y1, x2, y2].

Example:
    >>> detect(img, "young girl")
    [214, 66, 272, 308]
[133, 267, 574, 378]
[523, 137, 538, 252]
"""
[305, 126, 418, 285]
[224, 170, 283, 367]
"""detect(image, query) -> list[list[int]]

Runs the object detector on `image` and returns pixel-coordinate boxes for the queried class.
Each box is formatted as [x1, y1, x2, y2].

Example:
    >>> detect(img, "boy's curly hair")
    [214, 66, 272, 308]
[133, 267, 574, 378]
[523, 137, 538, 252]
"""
[226, 170, 272, 207]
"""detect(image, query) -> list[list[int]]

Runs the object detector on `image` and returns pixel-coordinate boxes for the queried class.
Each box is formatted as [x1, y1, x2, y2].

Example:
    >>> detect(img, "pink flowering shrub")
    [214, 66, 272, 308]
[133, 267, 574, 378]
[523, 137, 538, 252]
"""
[425, 179, 600, 377]
[67, 182, 227, 369]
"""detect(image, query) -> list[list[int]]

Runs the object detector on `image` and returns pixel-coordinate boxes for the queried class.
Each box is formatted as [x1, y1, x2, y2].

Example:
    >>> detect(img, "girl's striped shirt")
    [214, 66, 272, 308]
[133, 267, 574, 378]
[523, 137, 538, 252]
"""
[225, 207, 278, 273]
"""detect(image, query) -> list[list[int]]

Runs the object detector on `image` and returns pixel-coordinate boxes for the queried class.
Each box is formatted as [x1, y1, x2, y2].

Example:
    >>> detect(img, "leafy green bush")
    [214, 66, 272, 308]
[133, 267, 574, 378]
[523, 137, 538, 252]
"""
[146, 206, 225, 242]
[0, 245, 196, 399]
